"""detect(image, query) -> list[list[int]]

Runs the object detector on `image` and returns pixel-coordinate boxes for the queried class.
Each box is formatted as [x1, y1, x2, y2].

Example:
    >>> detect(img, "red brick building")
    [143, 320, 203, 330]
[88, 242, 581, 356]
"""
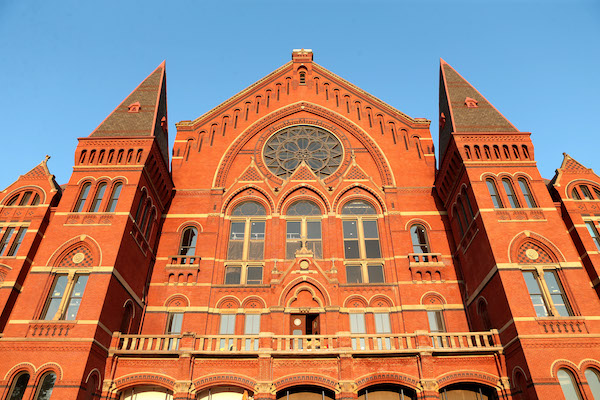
[1, 50, 600, 400]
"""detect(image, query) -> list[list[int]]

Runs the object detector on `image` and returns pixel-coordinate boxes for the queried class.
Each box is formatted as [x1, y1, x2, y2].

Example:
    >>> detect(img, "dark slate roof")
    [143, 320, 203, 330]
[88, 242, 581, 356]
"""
[439, 59, 518, 157]
[90, 62, 169, 162]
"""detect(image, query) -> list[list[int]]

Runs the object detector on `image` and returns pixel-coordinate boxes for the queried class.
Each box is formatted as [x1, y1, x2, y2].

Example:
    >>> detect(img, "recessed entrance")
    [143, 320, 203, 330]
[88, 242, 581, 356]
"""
[290, 313, 320, 335]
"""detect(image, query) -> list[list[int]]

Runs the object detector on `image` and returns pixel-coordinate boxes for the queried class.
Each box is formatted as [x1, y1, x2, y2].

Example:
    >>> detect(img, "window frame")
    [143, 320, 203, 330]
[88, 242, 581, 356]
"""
[486, 178, 504, 209]
[502, 178, 521, 208]
[73, 182, 92, 212]
[41, 272, 89, 321]
[585, 220, 600, 251]
[165, 312, 184, 335]
[89, 182, 107, 212]
[105, 182, 123, 212]
[518, 178, 537, 208]
[6, 371, 30, 400]
[557, 368, 583, 400]
[285, 200, 323, 259]
[32, 371, 57, 400]
[522, 268, 573, 317]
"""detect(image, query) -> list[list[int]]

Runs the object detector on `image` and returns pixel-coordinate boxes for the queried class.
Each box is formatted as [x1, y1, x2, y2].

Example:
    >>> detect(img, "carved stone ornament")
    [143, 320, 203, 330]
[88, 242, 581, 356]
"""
[72, 252, 85, 264]
[525, 248, 539, 260]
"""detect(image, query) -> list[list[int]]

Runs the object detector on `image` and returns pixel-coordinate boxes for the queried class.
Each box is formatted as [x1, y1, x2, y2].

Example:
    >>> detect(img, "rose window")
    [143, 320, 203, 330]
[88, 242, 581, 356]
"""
[263, 125, 343, 179]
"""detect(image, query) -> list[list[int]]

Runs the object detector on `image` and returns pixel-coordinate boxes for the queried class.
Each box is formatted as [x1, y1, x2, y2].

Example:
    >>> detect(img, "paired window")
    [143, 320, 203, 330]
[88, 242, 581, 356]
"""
[522, 270, 572, 317]
[349, 312, 392, 350]
[285, 200, 322, 259]
[225, 202, 265, 285]
[0, 227, 27, 257]
[586, 221, 600, 251]
[73, 181, 122, 212]
[6, 371, 56, 400]
[42, 274, 89, 320]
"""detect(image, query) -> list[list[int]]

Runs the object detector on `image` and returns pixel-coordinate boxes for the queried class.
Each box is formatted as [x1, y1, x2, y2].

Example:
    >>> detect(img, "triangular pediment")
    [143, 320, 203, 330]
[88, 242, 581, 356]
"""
[288, 161, 319, 181]
[238, 159, 265, 182]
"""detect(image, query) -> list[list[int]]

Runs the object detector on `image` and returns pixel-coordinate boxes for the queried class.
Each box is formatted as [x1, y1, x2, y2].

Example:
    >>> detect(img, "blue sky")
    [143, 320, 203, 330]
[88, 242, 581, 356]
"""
[1, 0, 599, 189]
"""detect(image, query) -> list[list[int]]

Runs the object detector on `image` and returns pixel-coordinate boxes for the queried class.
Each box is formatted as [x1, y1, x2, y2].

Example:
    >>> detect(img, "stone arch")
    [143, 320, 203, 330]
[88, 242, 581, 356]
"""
[273, 373, 337, 392]
[550, 359, 581, 378]
[192, 374, 257, 393]
[334, 184, 386, 214]
[113, 373, 176, 392]
[213, 102, 395, 188]
[286, 285, 324, 308]
[216, 296, 241, 310]
[241, 296, 266, 309]
[221, 185, 274, 215]
[420, 291, 447, 306]
[279, 277, 331, 308]
[565, 179, 600, 199]
[123, 299, 136, 318]
[404, 218, 432, 231]
[35, 362, 63, 380]
[3, 362, 35, 381]
[579, 358, 600, 372]
[436, 370, 500, 390]
[2, 185, 47, 205]
[45, 235, 102, 268]
[508, 231, 565, 264]
[176, 221, 203, 233]
[278, 185, 330, 214]
[85, 368, 102, 390]
[164, 294, 190, 308]
[343, 295, 368, 309]
[369, 294, 394, 308]
[0, 264, 11, 283]
[354, 372, 420, 392]
[511, 366, 529, 386]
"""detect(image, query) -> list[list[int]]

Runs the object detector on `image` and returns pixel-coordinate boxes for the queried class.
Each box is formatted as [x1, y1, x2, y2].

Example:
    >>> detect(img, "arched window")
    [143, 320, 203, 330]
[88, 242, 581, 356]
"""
[463, 191, 475, 219]
[464, 146, 471, 160]
[512, 145, 520, 159]
[6, 372, 30, 400]
[585, 368, 600, 399]
[18, 191, 32, 206]
[179, 227, 198, 258]
[557, 369, 583, 399]
[518, 178, 537, 208]
[440, 384, 498, 399]
[120, 387, 174, 400]
[120, 302, 134, 334]
[144, 209, 155, 239]
[226, 201, 266, 285]
[581, 185, 593, 200]
[276, 386, 335, 400]
[299, 71, 306, 84]
[285, 200, 323, 259]
[90, 182, 107, 212]
[454, 206, 464, 237]
[493, 145, 501, 159]
[358, 384, 417, 400]
[410, 224, 431, 261]
[474, 145, 481, 159]
[572, 187, 582, 200]
[594, 187, 600, 200]
[522, 145, 530, 159]
[138, 200, 152, 232]
[33, 371, 57, 400]
[31, 193, 40, 206]
[502, 179, 520, 208]
[73, 182, 92, 212]
[342, 200, 383, 283]
[106, 182, 122, 212]
[85, 374, 98, 400]
[458, 197, 470, 231]
[477, 300, 492, 331]
[503, 145, 511, 159]
[486, 179, 503, 208]
[6, 194, 19, 206]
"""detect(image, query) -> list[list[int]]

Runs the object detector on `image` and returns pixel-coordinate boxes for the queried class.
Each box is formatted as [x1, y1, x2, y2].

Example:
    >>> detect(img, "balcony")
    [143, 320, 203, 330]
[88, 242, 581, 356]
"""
[110, 330, 502, 357]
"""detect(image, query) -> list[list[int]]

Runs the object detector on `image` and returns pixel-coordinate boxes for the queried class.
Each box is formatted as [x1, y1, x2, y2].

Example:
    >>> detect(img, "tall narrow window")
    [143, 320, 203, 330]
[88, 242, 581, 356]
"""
[179, 227, 198, 260]
[410, 224, 430, 261]
[572, 188, 582, 200]
[486, 179, 503, 208]
[90, 183, 107, 212]
[557, 369, 583, 400]
[285, 200, 322, 259]
[166, 312, 183, 334]
[518, 178, 537, 208]
[33, 372, 56, 400]
[144, 209, 155, 239]
[458, 197, 470, 231]
[244, 314, 260, 350]
[73, 182, 92, 212]
[18, 191, 32, 206]
[0, 227, 15, 256]
[105, 183, 122, 212]
[42, 274, 88, 320]
[594, 187, 600, 200]
[219, 314, 236, 350]
[299, 71, 306, 84]
[349, 313, 366, 350]
[374, 312, 391, 349]
[581, 185, 593, 200]
[522, 271, 548, 317]
[586, 221, 600, 250]
[544, 270, 572, 316]
[585, 369, 600, 399]
[64, 275, 88, 320]
[502, 179, 520, 208]
[463, 191, 475, 219]
[428, 310, 446, 347]
[7, 372, 30, 400]
[454, 207, 464, 237]
[342, 200, 381, 259]
[7, 228, 26, 256]
[31, 193, 40, 206]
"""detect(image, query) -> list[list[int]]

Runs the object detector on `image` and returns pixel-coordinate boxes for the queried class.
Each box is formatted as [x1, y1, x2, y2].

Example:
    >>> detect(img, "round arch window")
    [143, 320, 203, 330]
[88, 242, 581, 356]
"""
[263, 125, 343, 179]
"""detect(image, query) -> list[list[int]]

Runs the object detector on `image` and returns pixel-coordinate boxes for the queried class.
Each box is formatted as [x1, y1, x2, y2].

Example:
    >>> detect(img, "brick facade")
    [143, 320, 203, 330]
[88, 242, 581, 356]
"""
[1, 50, 599, 399]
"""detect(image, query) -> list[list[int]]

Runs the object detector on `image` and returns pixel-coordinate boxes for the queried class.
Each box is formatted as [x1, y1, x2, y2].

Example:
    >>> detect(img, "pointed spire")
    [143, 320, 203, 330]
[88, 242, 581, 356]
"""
[90, 61, 169, 162]
[439, 60, 518, 157]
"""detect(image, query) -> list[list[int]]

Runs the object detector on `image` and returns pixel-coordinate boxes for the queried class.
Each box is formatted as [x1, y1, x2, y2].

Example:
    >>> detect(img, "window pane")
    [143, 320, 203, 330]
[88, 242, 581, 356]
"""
[523, 272, 549, 317]
[244, 314, 261, 334]
[287, 221, 301, 239]
[7, 228, 27, 256]
[227, 242, 243, 260]
[225, 266, 241, 284]
[544, 271, 571, 316]
[287, 200, 321, 216]
[90, 183, 107, 212]
[365, 240, 381, 259]
[374, 313, 391, 333]
[585, 369, 600, 399]
[558, 369, 582, 400]
[367, 264, 384, 283]
[246, 266, 262, 284]
[350, 313, 366, 333]
[486, 180, 503, 208]
[19, 192, 31, 206]
[229, 222, 245, 240]
[344, 240, 360, 259]
[248, 242, 264, 260]
[64, 275, 88, 320]
[286, 241, 302, 259]
[503, 179, 520, 208]
[343, 220, 358, 238]
[342, 200, 376, 215]
[519, 179, 537, 208]
[179, 227, 197, 255]
[8, 373, 29, 400]
[43, 275, 69, 319]
[166, 312, 183, 334]
[411, 225, 430, 253]
[307, 220, 321, 239]
[586, 222, 600, 251]
[362, 220, 379, 239]
[74, 183, 91, 212]
[0, 227, 15, 256]
[220, 314, 236, 334]
[307, 241, 323, 259]
[33, 372, 56, 400]
[232, 201, 266, 216]
[427, 311, 445, 332]
[106, 183, 122, 212]
[346, 265, 363, 283]
[250, 221, 265, 239]
[581, 185, 593, 200]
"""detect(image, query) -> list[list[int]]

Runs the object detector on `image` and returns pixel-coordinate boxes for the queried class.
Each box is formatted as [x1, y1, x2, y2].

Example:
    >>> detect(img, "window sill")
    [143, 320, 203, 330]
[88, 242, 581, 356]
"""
[339, 282, 393, 287]
[535, 317, 587, 334]
[213, 284, 270, 288]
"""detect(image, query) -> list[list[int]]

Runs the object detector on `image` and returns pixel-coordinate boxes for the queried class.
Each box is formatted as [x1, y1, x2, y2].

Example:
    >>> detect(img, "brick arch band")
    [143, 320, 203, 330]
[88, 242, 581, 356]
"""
[213, 102, 394, 188]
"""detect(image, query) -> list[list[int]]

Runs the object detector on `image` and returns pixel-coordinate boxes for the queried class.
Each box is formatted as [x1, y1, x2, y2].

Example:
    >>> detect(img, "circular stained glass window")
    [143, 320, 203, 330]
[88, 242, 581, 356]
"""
[263, 125, 343, 179]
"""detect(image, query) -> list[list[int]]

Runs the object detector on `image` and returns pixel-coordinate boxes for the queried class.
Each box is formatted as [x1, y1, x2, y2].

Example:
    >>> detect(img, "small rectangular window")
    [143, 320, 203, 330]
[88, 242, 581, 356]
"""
[225, 266, 241, 285]
[7, 227, 26, 256]
[586, 222, 600, 250]
[166, 312, 183, 334]
[227, 222, 245, 260]
[246, 266, 263, 285]
[244, 314, 260, 350]
[248, 221, 265, 260]
[349, 313, 366, 350]
[374, 312, 391, 349]
[219, 314, 236, 350]
[367, 264, 385, 283]
[346, 265, 363, 283]
[343, 220, 360, 259]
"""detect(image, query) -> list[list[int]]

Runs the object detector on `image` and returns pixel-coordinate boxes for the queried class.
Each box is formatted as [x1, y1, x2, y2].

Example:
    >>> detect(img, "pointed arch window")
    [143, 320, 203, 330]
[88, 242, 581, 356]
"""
[33, 372, 56, 400]
[73, 182, 92, 212]
[486, 179, 503, 208]
[106, 182, 122, 212]
[502, 179, 521, 208]
[285, 200, 322, 259]
[558, 369, 583, 399]
[518, 178, 537, 208]
[6, 372, 30, 400]
[90, 183, 107, 212]
[410, 224, 431, 261]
